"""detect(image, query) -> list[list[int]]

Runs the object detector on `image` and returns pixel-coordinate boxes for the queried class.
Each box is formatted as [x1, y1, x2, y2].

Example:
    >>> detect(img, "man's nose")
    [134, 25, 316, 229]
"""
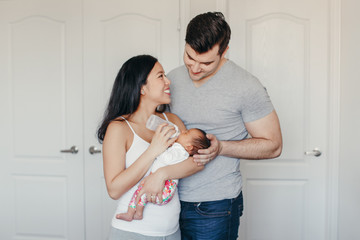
[191, 62, 201, 73]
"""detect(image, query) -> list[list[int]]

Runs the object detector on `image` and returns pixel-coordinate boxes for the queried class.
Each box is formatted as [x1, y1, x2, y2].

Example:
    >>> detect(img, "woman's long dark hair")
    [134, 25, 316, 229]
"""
[97, 55, 161, 143]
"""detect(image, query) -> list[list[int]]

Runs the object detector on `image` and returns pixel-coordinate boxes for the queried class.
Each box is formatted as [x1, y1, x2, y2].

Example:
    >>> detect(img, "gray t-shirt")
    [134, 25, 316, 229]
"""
[168, 60, 274, 202]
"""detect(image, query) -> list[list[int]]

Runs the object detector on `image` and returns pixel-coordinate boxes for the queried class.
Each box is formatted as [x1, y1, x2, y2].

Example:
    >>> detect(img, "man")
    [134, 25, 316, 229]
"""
[168, 12, 282, 240]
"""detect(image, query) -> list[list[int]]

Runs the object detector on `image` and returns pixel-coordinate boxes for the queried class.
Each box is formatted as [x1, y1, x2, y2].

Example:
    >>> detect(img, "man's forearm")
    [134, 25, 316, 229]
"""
[220, 137, 282, 160]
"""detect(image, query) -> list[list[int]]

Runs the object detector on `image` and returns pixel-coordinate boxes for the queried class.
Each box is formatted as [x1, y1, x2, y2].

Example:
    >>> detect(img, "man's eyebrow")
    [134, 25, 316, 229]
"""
[186, 51, 194, 60]
[186, 51, 214, 64]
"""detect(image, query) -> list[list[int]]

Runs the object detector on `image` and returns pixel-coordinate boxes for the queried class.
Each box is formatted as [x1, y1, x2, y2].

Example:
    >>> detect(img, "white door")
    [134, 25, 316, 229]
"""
[0, 1, 331, 239]
[83, 1, 180, 239]
[0, 0, 84, 239]
[228, 0, 329, 239]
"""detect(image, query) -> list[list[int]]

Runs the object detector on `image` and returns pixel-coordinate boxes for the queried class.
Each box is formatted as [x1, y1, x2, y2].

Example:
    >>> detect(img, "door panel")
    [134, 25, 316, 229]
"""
[83, 1, 180, 239]
[229, 0, 328, 239]
[0, 0, 84, 239]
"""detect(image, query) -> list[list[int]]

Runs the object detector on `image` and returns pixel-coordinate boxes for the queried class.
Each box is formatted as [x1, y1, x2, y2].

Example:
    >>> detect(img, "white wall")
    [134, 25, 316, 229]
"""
[339, 0, 360, 239]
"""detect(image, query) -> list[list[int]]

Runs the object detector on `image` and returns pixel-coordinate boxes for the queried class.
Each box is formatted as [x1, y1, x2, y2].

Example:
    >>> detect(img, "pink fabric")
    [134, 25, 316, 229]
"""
[129, 179, 177, 208]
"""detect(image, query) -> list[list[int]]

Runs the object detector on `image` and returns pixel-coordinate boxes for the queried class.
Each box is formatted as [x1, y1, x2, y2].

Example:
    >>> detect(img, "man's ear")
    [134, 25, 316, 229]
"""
[221, 46, 229, 58]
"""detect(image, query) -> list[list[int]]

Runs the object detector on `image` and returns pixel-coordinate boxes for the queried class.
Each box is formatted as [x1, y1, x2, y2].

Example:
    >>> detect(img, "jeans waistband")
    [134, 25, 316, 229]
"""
[180, 191, 243, 206]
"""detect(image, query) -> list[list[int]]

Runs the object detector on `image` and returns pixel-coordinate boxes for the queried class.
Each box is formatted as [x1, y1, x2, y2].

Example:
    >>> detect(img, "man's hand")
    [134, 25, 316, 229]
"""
[193, 134, 222, 166]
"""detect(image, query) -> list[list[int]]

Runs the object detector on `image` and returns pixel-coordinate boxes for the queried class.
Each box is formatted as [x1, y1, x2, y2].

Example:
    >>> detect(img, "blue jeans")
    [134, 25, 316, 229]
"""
[180, 192, 243, 240]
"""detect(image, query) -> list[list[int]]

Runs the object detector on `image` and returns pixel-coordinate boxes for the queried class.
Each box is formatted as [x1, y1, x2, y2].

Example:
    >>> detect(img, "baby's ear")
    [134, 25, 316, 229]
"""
[185, 145, 195, 155]
[185, 145, 194, 152]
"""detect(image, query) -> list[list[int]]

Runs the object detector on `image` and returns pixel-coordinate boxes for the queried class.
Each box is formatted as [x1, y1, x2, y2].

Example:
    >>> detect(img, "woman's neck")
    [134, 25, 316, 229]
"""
[128, 103, 158, 124]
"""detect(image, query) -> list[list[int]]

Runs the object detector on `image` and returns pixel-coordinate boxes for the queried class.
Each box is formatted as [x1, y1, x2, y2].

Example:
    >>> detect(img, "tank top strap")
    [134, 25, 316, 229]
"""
[162, 112, 169, 121]
[119, 116, 135, 135]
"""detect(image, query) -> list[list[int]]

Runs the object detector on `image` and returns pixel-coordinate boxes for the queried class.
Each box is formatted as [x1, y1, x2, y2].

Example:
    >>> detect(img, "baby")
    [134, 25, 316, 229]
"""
[116, 128, 210, 221]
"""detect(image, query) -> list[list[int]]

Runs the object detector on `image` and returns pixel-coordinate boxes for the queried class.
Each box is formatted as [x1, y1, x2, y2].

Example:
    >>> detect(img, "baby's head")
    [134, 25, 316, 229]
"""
[176, 128, 211, 156]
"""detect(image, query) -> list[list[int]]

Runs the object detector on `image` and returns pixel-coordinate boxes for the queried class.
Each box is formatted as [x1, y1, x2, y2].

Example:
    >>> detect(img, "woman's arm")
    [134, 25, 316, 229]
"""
[136, 156, 204, 204]
[136, 112, 204, 202]
[155, 156, 204, 181]
[103, 120, 177, 200]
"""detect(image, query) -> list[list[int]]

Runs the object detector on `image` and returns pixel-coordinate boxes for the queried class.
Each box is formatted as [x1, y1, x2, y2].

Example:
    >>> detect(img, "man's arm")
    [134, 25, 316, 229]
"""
[221, 110, 282, 159]
[194, 110, 282, 164]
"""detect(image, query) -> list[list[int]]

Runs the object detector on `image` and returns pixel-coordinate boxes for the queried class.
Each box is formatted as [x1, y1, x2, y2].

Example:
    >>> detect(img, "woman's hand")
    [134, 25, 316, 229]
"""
[146, 123, 177, 158]
[193, 134, 222, 166]
[135, 171, 166, 204]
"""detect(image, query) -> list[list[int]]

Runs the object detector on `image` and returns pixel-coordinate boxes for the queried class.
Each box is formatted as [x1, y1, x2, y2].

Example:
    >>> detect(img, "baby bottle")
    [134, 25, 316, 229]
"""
[146, 114, 180, 138]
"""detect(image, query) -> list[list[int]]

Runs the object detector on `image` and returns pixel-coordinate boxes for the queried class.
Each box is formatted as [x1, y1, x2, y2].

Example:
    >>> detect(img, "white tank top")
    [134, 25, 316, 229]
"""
[111, 113, 180, 236]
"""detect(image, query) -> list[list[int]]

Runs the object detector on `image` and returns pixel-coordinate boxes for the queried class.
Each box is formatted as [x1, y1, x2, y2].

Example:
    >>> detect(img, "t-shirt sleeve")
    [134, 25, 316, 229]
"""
[240, 76, 274, 123]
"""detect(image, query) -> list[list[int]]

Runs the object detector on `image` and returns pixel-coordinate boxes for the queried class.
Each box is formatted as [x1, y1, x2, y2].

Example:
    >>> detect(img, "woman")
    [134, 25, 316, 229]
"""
[97, 55, 203, 240]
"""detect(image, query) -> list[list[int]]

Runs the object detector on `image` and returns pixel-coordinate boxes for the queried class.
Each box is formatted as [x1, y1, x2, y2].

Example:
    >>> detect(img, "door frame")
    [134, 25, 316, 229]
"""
[327, 0, 341, 239]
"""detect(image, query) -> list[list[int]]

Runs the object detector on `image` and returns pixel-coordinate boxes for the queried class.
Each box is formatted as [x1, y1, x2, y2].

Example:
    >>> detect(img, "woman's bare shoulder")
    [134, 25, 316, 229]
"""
[163, 112, 186, 130]
[163, 112, 179, 121]
[105, 118, 132, 140]
[108, 118, 128, 129]
[103, 118, 134, 152]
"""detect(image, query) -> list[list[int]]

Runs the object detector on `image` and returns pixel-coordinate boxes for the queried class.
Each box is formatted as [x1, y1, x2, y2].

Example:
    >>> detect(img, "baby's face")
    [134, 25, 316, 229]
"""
[176, 128, 202, 147]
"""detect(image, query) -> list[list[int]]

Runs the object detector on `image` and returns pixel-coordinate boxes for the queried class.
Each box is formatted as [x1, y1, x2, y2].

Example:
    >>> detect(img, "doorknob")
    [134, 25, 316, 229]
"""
[304, 148, 322, 157]
[89, 146, 101, 155]
[60, 146, 79, 154]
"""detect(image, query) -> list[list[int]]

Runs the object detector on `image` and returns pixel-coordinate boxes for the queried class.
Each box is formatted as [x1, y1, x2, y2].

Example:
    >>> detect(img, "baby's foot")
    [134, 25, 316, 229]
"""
[116, 213, 134, 222]
[133, 212, 143, 220]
